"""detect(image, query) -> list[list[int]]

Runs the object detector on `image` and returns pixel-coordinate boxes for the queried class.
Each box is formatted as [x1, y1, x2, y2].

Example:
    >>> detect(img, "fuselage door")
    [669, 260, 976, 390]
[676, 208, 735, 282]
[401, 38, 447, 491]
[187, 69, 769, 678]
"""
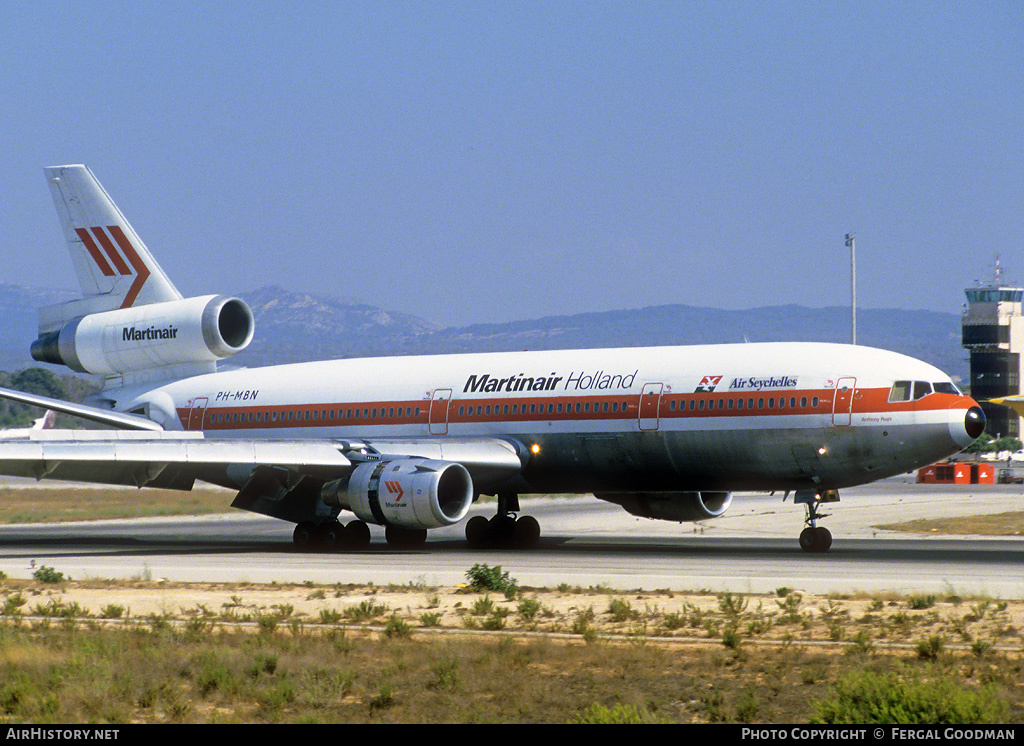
[188, 397, 209, 431]
[429, 389, 452, 435]
[832, 377, 856, 427]
[639, 382, 664, 431]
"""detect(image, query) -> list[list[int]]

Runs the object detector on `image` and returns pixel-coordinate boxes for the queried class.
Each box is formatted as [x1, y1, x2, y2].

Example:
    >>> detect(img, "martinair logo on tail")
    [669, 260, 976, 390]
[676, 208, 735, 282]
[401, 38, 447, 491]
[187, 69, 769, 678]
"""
[74, 225, 151, 308]
[695, 375, 722, 392]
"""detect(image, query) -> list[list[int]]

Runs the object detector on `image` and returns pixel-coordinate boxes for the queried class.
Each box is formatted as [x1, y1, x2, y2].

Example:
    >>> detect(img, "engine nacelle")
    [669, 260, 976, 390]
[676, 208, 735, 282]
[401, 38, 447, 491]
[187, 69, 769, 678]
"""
[596, 491, 733, 522]
[323, 459, 474, 530]
[31, 295, 254, 376]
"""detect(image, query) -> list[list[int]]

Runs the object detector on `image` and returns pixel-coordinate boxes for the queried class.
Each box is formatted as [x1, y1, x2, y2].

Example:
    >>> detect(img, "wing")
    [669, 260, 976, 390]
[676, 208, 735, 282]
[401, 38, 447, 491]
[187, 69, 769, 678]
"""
[0, 429, 525, 527]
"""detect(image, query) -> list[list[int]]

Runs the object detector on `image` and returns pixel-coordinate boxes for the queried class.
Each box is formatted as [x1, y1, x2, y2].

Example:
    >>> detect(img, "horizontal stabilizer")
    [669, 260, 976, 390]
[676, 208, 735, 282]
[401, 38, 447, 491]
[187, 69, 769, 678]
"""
[0, 385, 164, 431]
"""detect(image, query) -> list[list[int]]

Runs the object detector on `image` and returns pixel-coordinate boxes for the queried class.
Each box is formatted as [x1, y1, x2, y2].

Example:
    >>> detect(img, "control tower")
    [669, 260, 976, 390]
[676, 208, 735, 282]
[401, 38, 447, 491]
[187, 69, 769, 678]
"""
[962, 261, 1024, 438]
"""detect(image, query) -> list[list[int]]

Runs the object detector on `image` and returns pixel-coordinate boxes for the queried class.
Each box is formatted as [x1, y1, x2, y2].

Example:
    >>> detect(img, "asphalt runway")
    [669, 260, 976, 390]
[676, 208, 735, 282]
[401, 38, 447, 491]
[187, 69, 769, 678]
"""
[1, 477, 1022, 597]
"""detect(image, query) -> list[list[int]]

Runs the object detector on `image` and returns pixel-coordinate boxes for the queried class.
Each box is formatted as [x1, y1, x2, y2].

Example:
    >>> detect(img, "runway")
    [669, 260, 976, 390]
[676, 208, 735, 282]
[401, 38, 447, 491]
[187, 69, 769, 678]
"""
[1, 477, 1022, 597]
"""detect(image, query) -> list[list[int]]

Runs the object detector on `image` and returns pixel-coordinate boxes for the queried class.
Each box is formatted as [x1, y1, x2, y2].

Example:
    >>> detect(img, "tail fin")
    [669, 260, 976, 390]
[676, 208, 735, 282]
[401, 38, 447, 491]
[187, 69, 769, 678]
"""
[41, 165, 181, 331]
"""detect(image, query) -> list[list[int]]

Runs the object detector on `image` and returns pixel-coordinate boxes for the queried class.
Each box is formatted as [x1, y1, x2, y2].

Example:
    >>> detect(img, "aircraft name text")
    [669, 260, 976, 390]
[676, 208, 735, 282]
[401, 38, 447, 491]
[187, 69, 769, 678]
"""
[463, 370, 638, 394]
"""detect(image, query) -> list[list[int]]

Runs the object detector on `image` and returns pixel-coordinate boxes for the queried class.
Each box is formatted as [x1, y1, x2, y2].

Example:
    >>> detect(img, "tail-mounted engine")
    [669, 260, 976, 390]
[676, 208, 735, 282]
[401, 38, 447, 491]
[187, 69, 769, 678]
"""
[596, 491, 733, 522]
[31, 295, 254, 376]
[322, 458, 474, 530]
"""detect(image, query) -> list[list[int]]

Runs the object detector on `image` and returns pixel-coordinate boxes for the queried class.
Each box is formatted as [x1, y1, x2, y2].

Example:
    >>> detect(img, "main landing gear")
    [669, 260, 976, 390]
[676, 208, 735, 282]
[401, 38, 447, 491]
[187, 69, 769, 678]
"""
[465, 492, 541, 549]
[292, 519, 372, 552]
[794, 489, 839, 553]
[292, 520, 432, 551]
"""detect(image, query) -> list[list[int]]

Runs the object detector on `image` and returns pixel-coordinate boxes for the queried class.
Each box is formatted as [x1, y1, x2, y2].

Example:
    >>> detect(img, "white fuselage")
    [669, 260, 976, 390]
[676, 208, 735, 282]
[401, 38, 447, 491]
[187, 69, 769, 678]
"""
[115, 341, 980, 495]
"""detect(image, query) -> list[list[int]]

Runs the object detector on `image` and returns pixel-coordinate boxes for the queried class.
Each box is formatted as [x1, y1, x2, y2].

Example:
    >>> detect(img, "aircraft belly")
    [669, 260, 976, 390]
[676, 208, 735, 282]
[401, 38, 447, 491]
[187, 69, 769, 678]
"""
[511, 417, 956, 494]
[516, 426, 825, 492]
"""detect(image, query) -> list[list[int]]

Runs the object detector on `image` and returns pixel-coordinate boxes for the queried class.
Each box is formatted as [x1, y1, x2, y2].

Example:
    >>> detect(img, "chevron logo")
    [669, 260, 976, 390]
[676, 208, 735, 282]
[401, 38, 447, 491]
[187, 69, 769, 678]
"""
[75, 225, 151, 308]
[384, 480, 405, 500]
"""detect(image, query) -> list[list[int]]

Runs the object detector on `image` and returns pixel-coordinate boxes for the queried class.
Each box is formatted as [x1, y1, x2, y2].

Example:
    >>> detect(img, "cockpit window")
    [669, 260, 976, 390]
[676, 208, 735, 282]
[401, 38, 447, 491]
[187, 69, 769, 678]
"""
[889, 380, 937, 402]
[933, 381, 962, 396]
[889, 381, 912, 402]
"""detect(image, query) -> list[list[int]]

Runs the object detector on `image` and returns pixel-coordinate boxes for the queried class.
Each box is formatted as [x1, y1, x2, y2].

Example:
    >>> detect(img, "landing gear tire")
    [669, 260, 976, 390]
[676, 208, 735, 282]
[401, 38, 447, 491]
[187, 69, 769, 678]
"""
[293, 521, 318, 550]
[317, 520, 344, 551]
[385, 525, 428, 549]
[799, 526, 832, 553]
[514, 515, 541, 548]
[344, 520, 371, 550]
[465, 515, 489, 548]
[465, 513, 541, 549]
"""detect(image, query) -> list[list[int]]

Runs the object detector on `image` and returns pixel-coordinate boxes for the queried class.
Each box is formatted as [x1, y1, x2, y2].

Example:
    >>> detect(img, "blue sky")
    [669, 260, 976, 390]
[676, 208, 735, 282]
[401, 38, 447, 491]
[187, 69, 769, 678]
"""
[1, 1, 1021, 327]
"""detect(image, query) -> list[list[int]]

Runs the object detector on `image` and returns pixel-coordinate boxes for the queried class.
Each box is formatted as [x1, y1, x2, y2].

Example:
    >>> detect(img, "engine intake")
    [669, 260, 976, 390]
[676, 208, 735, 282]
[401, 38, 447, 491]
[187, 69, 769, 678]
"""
[596, 491, 733, 522]
[323, 458, 474, 530]
[31, 295, 254, 375]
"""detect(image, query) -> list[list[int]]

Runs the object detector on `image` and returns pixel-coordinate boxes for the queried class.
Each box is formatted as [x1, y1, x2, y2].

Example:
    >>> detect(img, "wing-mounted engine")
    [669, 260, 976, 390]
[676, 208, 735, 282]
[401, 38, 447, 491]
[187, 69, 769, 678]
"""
[322, 458, 474, 529]
[31, 295, 254, 380]
[596, 491, 733, 522]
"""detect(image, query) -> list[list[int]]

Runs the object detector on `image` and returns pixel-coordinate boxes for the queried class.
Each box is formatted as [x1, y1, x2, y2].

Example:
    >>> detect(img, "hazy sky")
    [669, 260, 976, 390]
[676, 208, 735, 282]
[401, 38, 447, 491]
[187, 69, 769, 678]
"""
[1, 1, 1021, 327]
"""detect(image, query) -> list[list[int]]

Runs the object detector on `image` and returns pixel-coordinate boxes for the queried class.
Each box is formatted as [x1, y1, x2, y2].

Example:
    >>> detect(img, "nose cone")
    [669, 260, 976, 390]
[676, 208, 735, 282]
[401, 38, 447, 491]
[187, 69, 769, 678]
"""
[964, 405, 986, 440]
[950, 400, 986, 448]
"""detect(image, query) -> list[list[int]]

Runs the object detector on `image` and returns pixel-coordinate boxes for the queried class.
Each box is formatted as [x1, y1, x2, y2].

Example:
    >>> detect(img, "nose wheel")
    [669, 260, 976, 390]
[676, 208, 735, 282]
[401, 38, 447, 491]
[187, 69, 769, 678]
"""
[794, 488, 838, 553]
[799, 525, 833, 553]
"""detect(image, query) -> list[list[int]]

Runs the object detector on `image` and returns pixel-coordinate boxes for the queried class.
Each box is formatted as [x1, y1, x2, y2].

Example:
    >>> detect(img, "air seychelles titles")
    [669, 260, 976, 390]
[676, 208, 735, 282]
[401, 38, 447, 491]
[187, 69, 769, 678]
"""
[464, 369, 638, 394]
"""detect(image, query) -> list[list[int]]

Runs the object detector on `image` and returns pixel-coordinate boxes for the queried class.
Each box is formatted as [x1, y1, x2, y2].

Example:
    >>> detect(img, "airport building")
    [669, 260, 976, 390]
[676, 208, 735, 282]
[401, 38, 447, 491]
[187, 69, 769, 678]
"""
[962, 272, 1024, 438]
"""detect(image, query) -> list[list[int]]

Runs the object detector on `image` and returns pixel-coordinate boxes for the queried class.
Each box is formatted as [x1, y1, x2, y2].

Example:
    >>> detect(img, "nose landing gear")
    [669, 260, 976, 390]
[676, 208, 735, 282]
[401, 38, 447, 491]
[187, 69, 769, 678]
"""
[794, 489, 838, 553]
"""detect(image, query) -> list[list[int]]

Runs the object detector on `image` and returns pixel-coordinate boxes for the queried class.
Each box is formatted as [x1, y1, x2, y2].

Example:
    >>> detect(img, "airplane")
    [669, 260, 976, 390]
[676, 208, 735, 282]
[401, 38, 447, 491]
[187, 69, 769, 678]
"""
[0, 410, 56, 438]
[0, 165, 986, 553]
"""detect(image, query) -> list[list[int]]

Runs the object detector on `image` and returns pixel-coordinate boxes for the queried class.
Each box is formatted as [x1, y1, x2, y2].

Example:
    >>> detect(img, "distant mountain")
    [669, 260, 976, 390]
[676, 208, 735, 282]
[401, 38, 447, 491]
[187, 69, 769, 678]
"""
[0, 285, 968, 383]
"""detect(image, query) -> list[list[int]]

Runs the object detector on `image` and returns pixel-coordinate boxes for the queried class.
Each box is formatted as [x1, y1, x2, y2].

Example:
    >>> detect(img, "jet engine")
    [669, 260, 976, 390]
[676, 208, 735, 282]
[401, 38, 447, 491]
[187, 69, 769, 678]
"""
[322, 458, 474, 530]
[31, 295, 254, 376]
[596, 491, 733, 522]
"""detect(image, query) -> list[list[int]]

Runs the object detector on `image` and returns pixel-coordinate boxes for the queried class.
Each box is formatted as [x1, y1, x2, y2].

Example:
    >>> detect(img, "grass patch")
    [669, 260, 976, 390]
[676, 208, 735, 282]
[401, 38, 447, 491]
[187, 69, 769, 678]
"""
[0, 486, 234, 524]
[0, 580, 1022, 722]
[876, 511, 1024, 536]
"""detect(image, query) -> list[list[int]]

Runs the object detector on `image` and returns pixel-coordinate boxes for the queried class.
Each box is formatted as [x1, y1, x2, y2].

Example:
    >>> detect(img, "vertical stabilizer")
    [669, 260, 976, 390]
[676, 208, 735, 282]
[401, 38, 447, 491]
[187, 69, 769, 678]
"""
[44, 166, 182, 318]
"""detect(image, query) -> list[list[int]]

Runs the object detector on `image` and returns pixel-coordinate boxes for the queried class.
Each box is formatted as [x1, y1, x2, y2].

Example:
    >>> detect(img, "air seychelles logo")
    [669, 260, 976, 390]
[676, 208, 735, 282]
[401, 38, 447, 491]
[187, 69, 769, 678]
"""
[695, 375, 722, 393]
[728, 375, 798, 391]
[463, 369, 637, 393]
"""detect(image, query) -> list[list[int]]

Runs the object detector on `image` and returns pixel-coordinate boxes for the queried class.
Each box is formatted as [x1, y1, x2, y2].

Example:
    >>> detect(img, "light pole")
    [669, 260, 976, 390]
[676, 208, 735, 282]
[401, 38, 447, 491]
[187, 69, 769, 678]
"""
[845, 233, 856, 345]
